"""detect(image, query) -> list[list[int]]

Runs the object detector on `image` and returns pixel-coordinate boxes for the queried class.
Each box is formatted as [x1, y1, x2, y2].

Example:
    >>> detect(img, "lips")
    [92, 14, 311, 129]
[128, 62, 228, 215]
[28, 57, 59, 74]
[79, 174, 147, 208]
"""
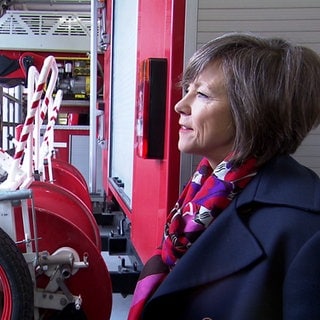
[179, 123, 192, 131]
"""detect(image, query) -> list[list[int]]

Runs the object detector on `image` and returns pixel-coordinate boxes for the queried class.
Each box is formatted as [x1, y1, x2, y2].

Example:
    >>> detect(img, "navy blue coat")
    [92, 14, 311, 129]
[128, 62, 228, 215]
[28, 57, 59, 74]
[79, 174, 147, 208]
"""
[142, 155, 320, 320]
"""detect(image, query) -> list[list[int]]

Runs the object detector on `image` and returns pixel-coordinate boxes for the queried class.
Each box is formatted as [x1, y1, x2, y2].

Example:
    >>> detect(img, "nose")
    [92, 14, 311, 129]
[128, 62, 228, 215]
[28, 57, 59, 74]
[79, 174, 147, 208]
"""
[174, 94, 190, 115]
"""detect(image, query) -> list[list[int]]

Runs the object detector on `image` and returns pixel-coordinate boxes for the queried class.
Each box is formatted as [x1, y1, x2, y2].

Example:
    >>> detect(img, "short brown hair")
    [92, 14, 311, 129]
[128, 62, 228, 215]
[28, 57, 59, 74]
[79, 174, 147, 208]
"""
[182, 33, 320, 166]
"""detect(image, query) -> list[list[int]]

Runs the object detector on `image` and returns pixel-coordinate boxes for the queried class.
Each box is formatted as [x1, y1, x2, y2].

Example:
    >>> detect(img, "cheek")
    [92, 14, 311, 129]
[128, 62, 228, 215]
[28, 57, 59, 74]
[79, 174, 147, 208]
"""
[206, 112, 234, 140]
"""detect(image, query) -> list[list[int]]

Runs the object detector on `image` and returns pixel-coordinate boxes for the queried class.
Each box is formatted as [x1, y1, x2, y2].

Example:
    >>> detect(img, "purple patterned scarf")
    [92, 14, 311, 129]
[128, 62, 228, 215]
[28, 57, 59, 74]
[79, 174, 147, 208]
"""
[128, 156, 257, 319]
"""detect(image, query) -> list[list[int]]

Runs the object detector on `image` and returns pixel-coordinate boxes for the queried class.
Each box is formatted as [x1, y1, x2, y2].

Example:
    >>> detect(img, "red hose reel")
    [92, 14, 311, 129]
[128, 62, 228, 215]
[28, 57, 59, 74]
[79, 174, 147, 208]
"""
[0, 55, 113, 319]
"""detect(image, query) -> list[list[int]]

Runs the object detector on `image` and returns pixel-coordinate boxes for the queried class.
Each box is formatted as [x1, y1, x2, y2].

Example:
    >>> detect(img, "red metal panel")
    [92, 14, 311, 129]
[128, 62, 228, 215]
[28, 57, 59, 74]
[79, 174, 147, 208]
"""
[102, 0, 113, 193]
[103, 0, 185, 262]
[130, 0, 186, 262]
[53, 128, 89, 162]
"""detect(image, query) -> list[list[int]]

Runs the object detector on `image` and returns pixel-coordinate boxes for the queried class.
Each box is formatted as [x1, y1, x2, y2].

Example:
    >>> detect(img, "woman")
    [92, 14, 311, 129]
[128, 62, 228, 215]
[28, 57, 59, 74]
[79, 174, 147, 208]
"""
[128, 33, 320, 320]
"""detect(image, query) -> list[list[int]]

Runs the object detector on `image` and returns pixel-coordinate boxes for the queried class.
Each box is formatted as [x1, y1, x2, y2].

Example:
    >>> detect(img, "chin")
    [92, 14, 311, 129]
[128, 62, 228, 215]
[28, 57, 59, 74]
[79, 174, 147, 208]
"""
[178, 144, 189, 153]
[178, 146, 196, 155]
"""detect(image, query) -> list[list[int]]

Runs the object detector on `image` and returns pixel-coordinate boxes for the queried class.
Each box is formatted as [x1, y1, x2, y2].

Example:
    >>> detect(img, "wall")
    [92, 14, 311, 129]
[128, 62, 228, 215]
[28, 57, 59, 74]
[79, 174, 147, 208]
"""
[181, 0, 320, 185]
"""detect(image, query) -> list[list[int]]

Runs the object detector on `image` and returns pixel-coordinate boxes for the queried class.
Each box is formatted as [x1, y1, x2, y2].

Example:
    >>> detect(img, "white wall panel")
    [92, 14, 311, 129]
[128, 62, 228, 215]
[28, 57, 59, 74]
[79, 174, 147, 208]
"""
[196, 0, 320, 50]
[181, 0, 320, 187]
[200, 0, 320, 9]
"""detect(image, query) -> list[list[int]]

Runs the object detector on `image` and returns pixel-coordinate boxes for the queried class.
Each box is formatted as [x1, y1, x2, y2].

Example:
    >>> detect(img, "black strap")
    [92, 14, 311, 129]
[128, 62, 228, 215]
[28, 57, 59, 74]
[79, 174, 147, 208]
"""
[0, 55, 20, 76]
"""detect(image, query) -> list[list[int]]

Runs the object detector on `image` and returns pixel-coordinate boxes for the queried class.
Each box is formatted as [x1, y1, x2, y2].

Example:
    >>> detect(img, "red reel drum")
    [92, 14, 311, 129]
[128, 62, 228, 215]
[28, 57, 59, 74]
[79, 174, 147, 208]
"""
[45, 158, 93, 212]
[13, 183, 112, 319]
[30, 181, 101, 250]
[29, 209, 111, 319]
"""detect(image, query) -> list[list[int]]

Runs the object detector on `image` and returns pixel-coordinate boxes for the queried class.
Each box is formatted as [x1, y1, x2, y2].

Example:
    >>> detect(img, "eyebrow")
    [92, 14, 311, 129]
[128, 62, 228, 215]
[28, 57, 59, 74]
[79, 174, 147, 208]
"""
[198, 80, 226, 97]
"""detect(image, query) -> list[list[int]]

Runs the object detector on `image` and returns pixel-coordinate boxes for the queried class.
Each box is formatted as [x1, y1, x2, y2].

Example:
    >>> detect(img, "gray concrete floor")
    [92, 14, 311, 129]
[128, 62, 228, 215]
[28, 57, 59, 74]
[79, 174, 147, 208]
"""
[110, 293, 132, 320]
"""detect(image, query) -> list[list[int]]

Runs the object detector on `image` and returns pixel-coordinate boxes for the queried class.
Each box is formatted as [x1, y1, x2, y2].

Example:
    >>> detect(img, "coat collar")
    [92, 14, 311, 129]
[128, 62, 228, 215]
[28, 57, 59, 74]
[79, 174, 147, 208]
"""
[236, 155, 320, 212]
[149, 201, 264, 299]
[149, 155, 320, 300]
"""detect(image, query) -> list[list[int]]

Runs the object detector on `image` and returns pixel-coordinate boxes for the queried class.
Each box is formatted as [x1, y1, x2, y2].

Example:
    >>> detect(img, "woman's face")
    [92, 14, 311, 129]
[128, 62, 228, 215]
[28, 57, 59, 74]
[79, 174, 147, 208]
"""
[175, 62, 235, 168]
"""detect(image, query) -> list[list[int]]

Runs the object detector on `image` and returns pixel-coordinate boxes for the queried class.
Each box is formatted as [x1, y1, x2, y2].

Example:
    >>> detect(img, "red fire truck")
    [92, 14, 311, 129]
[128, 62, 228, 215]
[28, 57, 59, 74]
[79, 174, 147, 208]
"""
[0, 0, 319, 319]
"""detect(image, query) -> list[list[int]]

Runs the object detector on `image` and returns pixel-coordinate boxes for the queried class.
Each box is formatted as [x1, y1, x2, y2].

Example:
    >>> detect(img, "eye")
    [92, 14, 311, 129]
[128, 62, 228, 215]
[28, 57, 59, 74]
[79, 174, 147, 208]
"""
[197, 91, 209, 99]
